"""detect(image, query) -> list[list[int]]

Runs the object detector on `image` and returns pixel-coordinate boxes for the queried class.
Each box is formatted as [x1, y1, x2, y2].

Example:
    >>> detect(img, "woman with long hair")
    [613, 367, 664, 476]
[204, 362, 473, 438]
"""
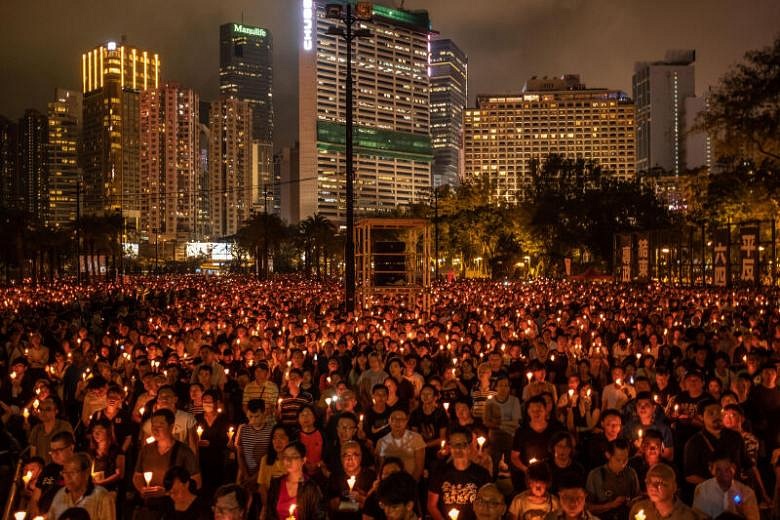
[257, 424, 292, 509]
[263, 441, 325, 520]
[87, 417, 124, 492]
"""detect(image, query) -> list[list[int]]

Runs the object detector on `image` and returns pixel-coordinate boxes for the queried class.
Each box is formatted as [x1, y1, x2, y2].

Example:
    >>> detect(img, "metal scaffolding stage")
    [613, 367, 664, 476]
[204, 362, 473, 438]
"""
[355, 218, 432, 310]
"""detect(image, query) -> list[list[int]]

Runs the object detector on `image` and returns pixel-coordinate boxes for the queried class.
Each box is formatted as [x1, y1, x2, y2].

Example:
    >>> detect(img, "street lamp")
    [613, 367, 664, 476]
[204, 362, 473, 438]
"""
[326, 2, 372, 313]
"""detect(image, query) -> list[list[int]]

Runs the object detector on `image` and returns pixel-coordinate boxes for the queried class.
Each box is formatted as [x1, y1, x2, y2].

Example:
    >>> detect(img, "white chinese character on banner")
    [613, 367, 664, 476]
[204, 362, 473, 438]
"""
[638, 239, 649, 259]
[741, 235, 756, 258]
[741, 258, 755, 282]
[714, 244, 727, 266]
[714, 267, 727, 286]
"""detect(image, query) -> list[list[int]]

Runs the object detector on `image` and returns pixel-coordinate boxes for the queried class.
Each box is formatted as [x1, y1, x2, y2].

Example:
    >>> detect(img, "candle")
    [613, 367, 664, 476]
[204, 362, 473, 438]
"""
[529, 458, 538, 465]
[287, 504, 296, 520]
[526, 371, 533, 383]
[145, 436, 155, 444]
[635, 509, 646, 520]
[440, 440, 446, 450]
[477, 436, 486, 451]
[197, 426, 204, 439]
[139, 406, 145, 416]
[347, 475, 356, 492]
[228, 426, 235, 443]
[22, 470, 32, 486]
[13, 512, 26, 520]
[448, 509, 460, 520]
[23, 408, 29, 420]
[143, 471, 153, 487]
[637, 428, 644, 439]
[568, 389, 574, 399]
[443, 402, 450, 412]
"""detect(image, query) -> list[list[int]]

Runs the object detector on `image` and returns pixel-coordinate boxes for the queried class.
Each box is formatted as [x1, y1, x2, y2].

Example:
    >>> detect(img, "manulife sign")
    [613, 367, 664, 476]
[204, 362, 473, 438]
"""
[317, 121, 433, 162]
[233, 23, 267, 37]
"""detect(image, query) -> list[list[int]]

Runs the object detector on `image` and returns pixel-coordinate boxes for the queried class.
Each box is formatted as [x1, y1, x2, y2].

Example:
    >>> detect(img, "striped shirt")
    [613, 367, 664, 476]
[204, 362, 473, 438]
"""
[242, 380, 280, 408]
[279, 391, 314, 430]
[238, 420, 273, 472]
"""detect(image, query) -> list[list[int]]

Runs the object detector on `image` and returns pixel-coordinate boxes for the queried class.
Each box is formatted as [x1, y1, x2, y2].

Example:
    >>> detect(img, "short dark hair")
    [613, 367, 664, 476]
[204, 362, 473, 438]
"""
[152, 408, 176, 425]
[606, 438, 630, 455]
[247, 399, 266, 413]
[377, 471, 417, 507]
[58, 507, 91, 520]
[51, 431, 75, 447]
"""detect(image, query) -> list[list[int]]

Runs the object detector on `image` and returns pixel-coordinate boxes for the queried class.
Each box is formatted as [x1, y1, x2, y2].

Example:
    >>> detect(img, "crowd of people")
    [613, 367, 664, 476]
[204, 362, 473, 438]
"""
[0, 275, 779, 520]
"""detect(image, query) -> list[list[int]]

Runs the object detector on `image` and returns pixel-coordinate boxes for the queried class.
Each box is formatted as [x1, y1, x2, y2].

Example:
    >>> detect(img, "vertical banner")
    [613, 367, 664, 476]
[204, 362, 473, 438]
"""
[620, 234, 632, 282]
[739, 225, 759, 284]
[712, 228, 730, 287]
[564, 257, 572, 276]
[636, 232, 650, 282]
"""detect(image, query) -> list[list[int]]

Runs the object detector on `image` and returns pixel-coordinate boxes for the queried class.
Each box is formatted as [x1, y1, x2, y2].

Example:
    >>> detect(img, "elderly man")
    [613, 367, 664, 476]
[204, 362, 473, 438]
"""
[693, 452, 760, 520]
[629, 463, 705, 520]
[48, 452, 115, 520]
[473, 484, 508, 520]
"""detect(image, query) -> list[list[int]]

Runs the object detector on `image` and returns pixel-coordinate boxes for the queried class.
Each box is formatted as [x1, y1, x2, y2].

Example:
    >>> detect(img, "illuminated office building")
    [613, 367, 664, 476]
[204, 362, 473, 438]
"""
[208, 97, 252, 237]
[295, 1, 433, 223]
[80, 40, 160, 230]
[219, 22, 273, 143]
[139, 84, 199, 243]
[464, 75, 636, 203]
[46, 89, 82, 228]
[19, 109, 48, 220]
[430, 38, 467, 188]
[0, 117, 18, 208]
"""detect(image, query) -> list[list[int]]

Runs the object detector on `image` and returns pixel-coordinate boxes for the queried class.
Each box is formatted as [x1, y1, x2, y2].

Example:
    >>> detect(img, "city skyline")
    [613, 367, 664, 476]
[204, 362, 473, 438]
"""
[1, 0, 778, 148]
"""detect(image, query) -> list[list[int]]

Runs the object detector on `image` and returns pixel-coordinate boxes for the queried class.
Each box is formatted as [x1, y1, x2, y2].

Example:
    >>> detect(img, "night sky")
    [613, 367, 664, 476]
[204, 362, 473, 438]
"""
[1, 0, 778, 147]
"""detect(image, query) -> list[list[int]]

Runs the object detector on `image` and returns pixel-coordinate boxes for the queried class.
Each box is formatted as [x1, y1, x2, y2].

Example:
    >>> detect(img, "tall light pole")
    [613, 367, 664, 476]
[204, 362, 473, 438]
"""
[326, 2, 372, 313]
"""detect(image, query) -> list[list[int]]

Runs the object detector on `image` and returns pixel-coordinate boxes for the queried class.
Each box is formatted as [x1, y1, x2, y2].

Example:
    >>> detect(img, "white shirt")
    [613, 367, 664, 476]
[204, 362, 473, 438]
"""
[377, 429, 426, 475]
[693, 478, 759, 520]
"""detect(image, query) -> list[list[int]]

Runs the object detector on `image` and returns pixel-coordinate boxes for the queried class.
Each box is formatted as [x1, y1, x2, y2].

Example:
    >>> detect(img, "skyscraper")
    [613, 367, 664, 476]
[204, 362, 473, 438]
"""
[464, 75, 636, 203]
[80, 40, 160, 229]
[19, 109, 48, 220]
[139, 84, 199, 245]
[219, 22, 273, 143]
[209, 98, 252, 237]
[633, 50, 695, 175]
[429, 38, 467, 188]
[47, 89, 82, 228]
[296, 1, 433, 224]
[0, 116, 19, 209]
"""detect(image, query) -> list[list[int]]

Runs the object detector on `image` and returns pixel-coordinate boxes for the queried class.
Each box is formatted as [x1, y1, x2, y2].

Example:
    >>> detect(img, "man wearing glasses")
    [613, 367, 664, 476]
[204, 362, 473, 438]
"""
[473, 484, 508, 520]
[427, 429, 491, 520]
[628, 463, 705, 520]
[28, 397, 73, 463]
[49, 452, 116, 520]
[29, 431, 75, 517]
[213, 483, 249, 520]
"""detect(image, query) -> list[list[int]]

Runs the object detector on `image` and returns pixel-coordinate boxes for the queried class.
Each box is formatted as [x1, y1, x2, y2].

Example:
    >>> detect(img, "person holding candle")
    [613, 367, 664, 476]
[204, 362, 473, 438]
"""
[547, 432, 585, 494]
[195, 389, 231, 498]
[427, 429, 491, 520]
[85, 418, 124, 492]
[87, 385, 132, 453]
[471, 364, 497, 421]
[326, 440, 376, 518]
[410, 384, 449, 468]
[263, 441, 325, 520]
[297, 405, 326, 481]
[278, 369, 313, 432]
[133, 409, 200, 516]
[623, 392, 674, 460]
[363, 384, 393, 448]
[629, 463, 705, 520]
[510, 396, 564, 490]
[628, 429, 666, 491]
[585, 439, 639, 520]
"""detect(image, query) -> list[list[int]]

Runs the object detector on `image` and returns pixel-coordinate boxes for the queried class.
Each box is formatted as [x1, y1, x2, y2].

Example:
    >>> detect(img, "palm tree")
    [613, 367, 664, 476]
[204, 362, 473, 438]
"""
[236, 212, 288, 278]
[299, 214, 336, 278]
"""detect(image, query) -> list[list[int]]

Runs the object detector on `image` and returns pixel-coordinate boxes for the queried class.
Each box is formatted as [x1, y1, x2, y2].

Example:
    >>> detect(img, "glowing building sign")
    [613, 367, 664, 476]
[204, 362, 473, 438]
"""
[233, 23, 266, 37]
[302, 0, 313, 51]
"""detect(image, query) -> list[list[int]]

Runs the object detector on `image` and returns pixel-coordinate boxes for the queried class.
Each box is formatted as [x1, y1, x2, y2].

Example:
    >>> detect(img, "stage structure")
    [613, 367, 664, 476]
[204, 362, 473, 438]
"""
[355, 218, 432, 310]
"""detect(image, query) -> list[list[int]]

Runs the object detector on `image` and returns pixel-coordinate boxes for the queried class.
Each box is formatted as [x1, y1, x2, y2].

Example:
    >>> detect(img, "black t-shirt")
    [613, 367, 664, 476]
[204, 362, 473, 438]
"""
[36, 462, 64, 514]
[512, 422, 564, 464]
[409, 407, 448, 459]
[363, 407, 392, 444]
[428, 461, 492, 520]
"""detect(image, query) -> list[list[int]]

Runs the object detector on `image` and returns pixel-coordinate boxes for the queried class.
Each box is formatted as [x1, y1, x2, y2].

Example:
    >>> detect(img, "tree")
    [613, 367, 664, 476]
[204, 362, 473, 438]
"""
[298, 214, 337, 278]
[236, 212, 288, 278]
[699, 35, 780, 162]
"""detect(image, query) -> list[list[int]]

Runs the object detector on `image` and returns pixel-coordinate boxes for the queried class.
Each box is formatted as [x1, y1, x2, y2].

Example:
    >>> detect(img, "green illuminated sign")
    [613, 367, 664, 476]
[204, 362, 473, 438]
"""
[317, 121, 433, 162]
[371, 5, 431, 30]
[233, 23, 267, 37]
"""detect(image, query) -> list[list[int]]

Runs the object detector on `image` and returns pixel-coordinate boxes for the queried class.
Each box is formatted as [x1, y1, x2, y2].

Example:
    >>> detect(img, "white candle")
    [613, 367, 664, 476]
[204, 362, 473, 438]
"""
[22, 470, 32, 486]
[347, 475, 356, 492]
[196, 426, 204, 439]
[14, 512, 26, 520]
[635, 509, 646, 520]
[477, 436, 486, 451]
[448, 509, 460, 520]
[143, 471, 153, 487]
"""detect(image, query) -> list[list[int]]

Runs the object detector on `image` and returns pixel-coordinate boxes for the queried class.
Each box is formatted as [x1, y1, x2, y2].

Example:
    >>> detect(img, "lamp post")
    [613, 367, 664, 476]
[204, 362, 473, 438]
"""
[326, 1, 372, 313]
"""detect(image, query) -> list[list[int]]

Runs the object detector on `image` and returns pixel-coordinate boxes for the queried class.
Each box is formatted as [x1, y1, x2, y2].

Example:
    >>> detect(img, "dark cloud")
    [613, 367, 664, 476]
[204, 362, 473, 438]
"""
[1, 0, 778, 147]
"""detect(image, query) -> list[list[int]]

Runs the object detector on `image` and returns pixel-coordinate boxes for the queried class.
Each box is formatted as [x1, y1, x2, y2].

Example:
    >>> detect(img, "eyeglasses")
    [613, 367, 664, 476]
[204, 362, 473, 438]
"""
[475, 497, 504, 508]
[646, 478, 672, 489]
[50, 446, 71, 454]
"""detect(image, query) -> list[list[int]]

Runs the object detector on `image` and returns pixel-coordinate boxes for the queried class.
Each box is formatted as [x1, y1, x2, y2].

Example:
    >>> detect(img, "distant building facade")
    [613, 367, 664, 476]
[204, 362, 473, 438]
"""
[464, 75, 636, 203]
[430, 38, 467, 188]
[47, 89, 82, 228]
